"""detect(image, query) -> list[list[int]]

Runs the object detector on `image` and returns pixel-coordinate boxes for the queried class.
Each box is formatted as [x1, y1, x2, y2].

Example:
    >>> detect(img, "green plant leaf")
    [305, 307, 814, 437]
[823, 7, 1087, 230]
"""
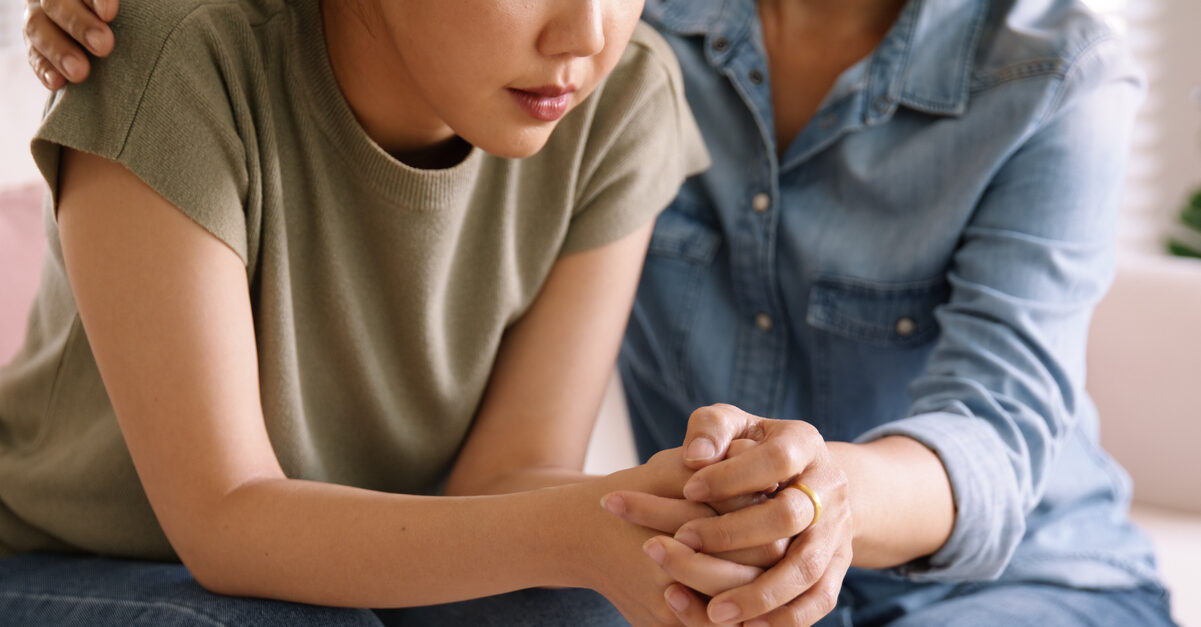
[1168, 239, 1201, 258]
[1181, 200, 1201, 232]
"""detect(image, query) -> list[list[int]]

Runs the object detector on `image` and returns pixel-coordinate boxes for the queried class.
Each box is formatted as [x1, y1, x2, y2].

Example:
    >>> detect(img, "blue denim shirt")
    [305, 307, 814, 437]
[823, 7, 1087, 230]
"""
[621, 0, 1161, 593]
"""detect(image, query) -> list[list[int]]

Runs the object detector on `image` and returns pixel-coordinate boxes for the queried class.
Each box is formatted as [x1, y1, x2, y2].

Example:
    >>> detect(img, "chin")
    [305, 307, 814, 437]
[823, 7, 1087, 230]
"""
[473, 127, 555, 160]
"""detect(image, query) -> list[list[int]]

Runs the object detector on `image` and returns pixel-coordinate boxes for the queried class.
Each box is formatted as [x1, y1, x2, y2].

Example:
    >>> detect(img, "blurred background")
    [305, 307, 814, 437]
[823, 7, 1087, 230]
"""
[1, 1, 1198, 624]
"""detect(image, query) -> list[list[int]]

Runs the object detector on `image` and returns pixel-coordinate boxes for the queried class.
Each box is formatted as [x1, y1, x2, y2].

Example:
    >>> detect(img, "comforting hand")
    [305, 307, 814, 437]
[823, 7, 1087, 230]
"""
[616, 405, 855, 626]
[23, 0, 116, 89]
[582, 447, 765, 627]
[603, 439, 789, 569]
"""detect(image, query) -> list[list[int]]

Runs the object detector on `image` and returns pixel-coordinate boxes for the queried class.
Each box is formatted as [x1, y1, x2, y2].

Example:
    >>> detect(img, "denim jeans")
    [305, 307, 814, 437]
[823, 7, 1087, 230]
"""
[0, 553, 1177, 626]
[0, 554, 625, 627]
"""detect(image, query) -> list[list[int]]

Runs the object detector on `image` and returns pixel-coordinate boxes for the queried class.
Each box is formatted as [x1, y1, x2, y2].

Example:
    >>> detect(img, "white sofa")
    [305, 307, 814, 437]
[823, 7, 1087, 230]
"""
[587, 251, 1201, 626]
[1088, 252, 1201, 626]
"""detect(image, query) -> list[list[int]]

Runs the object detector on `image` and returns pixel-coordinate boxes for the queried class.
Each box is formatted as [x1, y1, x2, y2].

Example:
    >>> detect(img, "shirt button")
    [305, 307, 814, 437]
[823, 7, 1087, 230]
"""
[748, 70, 765, 85]
[895, 317, 917, 337]
[712, 37, 730, 52]
[873, 96, 891, 113]
[752, 193, 771, 213]
[755, 313, 774, 332]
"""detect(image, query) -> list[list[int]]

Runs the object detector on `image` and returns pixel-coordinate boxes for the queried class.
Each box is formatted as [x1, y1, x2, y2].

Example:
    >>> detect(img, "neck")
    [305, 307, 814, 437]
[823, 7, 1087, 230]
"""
[320, 0, 466, 168]
[759, 0, 908, 38]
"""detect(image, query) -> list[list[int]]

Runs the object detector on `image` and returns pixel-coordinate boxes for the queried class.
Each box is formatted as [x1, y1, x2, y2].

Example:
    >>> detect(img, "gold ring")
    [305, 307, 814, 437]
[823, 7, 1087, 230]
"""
[785, 481, 822, 529]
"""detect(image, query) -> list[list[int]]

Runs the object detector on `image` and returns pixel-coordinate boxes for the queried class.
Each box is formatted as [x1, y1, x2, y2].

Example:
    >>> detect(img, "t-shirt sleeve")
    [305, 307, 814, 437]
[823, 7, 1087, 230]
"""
[31, 6, 250, 264]
[559, 22, 710, 257]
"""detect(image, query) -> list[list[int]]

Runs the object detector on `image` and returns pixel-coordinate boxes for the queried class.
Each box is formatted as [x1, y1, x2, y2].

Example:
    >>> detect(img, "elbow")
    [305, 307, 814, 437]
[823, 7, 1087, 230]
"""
[171, 531, 246, 597]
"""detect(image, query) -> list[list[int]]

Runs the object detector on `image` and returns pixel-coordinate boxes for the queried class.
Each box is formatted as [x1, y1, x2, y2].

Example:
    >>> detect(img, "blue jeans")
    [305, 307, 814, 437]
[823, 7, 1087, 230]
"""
[0, 554, 625, 626]
[0, 554, 1177, 626]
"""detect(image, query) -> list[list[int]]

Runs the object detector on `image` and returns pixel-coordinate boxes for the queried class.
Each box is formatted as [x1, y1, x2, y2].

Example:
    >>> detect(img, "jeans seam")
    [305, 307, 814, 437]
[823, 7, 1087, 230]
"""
[0, 590, 228, 627]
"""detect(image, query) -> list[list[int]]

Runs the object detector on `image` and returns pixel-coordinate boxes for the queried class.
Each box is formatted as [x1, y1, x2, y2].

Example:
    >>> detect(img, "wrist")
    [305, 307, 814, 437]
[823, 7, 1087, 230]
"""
[828, 437, 954, 568]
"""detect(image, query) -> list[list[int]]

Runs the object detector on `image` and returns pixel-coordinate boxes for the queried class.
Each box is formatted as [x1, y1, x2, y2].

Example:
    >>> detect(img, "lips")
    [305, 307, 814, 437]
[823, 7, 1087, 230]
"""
[508, 85, 576, 122]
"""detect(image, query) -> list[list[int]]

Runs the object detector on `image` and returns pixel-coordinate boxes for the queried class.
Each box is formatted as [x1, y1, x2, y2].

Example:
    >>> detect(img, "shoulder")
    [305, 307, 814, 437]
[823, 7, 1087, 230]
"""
[38, 0, 287, 156]
[80, 0, 286, 106]
[554, 21, 698, 162]
[972, 0, 1138, 92]
[590, 21, 689, 119]
[107, 0, 277, 62]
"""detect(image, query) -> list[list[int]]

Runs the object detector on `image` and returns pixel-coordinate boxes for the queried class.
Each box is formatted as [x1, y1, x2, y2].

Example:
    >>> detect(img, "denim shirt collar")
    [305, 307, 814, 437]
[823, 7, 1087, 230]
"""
[644, 0, 989, 119]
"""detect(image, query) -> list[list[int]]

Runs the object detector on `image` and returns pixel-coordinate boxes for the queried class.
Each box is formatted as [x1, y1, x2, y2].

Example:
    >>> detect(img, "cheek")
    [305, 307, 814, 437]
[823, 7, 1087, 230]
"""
[604, 4, 643, 62]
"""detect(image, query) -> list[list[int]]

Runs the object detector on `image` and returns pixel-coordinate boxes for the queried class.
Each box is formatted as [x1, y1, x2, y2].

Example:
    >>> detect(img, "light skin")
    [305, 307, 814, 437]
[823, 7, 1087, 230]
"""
[25, 1, 958, 626]
[22, 1, 749, 625]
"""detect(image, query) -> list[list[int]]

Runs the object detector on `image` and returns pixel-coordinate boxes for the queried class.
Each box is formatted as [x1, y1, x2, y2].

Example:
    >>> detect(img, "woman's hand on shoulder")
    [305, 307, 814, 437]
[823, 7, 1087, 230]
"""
[23, 0, 117, 89]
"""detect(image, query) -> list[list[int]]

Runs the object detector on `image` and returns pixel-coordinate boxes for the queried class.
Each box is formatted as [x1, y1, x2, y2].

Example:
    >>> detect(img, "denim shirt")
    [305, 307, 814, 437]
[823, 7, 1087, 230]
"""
[621, 0, 1161, 592]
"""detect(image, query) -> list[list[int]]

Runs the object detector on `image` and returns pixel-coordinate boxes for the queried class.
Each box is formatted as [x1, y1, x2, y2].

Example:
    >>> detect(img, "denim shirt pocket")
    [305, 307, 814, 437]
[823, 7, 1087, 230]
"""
[804, 275, 949, 438]
[807, 276, 948, 347]
[624, 205, 721, 402]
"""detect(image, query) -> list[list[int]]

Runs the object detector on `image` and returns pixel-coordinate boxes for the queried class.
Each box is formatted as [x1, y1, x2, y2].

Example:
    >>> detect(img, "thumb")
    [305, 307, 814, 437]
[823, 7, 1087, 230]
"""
[681, 404, 760, 470]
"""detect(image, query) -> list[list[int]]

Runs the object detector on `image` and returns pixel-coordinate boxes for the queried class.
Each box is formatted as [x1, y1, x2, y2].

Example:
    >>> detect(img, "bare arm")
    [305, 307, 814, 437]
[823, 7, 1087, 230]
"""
[56, 148, 693, 620]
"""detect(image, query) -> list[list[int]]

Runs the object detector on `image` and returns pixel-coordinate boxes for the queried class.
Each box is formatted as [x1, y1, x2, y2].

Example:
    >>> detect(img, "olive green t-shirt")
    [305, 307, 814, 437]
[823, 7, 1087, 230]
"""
[0, 0, 708, 559]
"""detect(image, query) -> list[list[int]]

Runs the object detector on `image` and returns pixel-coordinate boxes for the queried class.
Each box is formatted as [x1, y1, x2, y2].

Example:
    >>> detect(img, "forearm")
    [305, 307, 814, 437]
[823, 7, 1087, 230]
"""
[829, 436, 954, 568]
[183, 475, 616, 607]
[452, 466, 594, 495]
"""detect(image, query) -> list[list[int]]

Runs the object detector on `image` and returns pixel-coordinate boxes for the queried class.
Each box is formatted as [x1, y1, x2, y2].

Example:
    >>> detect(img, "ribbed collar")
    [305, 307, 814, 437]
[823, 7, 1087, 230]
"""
[287, 0, 483, 209]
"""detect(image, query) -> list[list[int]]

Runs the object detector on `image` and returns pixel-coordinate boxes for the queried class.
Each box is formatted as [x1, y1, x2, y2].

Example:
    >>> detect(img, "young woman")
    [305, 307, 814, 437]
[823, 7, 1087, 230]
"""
[21, 0, 1181, 626]
[0, 0, 722, 625]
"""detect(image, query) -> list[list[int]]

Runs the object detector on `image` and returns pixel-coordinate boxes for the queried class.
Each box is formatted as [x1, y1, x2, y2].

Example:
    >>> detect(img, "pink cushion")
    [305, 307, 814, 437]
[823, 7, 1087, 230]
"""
[0, 183, 46, 365]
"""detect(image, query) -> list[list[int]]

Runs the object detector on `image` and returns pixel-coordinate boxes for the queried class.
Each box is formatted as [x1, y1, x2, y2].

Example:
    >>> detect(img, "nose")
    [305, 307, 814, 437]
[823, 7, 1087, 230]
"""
[538, 1, 606, 59]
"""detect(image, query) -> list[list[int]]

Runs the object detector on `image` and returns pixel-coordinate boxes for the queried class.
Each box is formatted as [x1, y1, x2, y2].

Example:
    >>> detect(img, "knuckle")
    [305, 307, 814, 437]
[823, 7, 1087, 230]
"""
[65, 12, 93, 38]
[764, 440, 796, 471]
[782, 603, 815, 627]
[790, 550, 826, 586]
[792, 420, 821, 442]
[776, 492, 809, 531]
[22, 10, 41, 43]
[689, 404, 728, 430]
[811, 586, 839, 614]
[707, 520, 738, 551]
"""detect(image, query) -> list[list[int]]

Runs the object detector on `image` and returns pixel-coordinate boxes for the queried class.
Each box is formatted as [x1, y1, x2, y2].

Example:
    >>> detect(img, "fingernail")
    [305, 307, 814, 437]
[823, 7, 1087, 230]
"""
[674, 528, 702, 551]
[683, 479, 710, 501]
[600, 494, 625, 516]
[61, 56, 83, 81]
[665, 587, 690, 613]
[642, 539, 666, 565]
[43, 71, 55, 87]
[709, 602, 740, 623]
[85, 29, 104, 54]
[92, 0, 105, 15]
[685, 437, 717, 461]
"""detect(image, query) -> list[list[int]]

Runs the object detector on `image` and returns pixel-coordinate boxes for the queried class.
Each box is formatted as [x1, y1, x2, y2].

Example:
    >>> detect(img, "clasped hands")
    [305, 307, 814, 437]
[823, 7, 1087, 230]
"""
[604, 404, 853, 626]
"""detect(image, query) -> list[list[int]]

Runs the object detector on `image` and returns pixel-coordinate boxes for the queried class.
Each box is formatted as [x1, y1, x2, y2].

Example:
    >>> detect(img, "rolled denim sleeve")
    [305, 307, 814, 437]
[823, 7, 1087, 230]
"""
[855, 38, 1143, 582]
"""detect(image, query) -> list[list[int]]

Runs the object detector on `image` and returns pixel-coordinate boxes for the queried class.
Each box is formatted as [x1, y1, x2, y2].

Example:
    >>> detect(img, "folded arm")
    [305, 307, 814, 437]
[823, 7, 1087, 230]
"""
[56, 147, 689, 619]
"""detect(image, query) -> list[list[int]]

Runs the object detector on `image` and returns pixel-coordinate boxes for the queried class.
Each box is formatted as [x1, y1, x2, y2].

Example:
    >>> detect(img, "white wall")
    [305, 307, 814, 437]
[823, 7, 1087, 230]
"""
[1096, 0, 1201, 252]
[0, 37, 48, 190]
